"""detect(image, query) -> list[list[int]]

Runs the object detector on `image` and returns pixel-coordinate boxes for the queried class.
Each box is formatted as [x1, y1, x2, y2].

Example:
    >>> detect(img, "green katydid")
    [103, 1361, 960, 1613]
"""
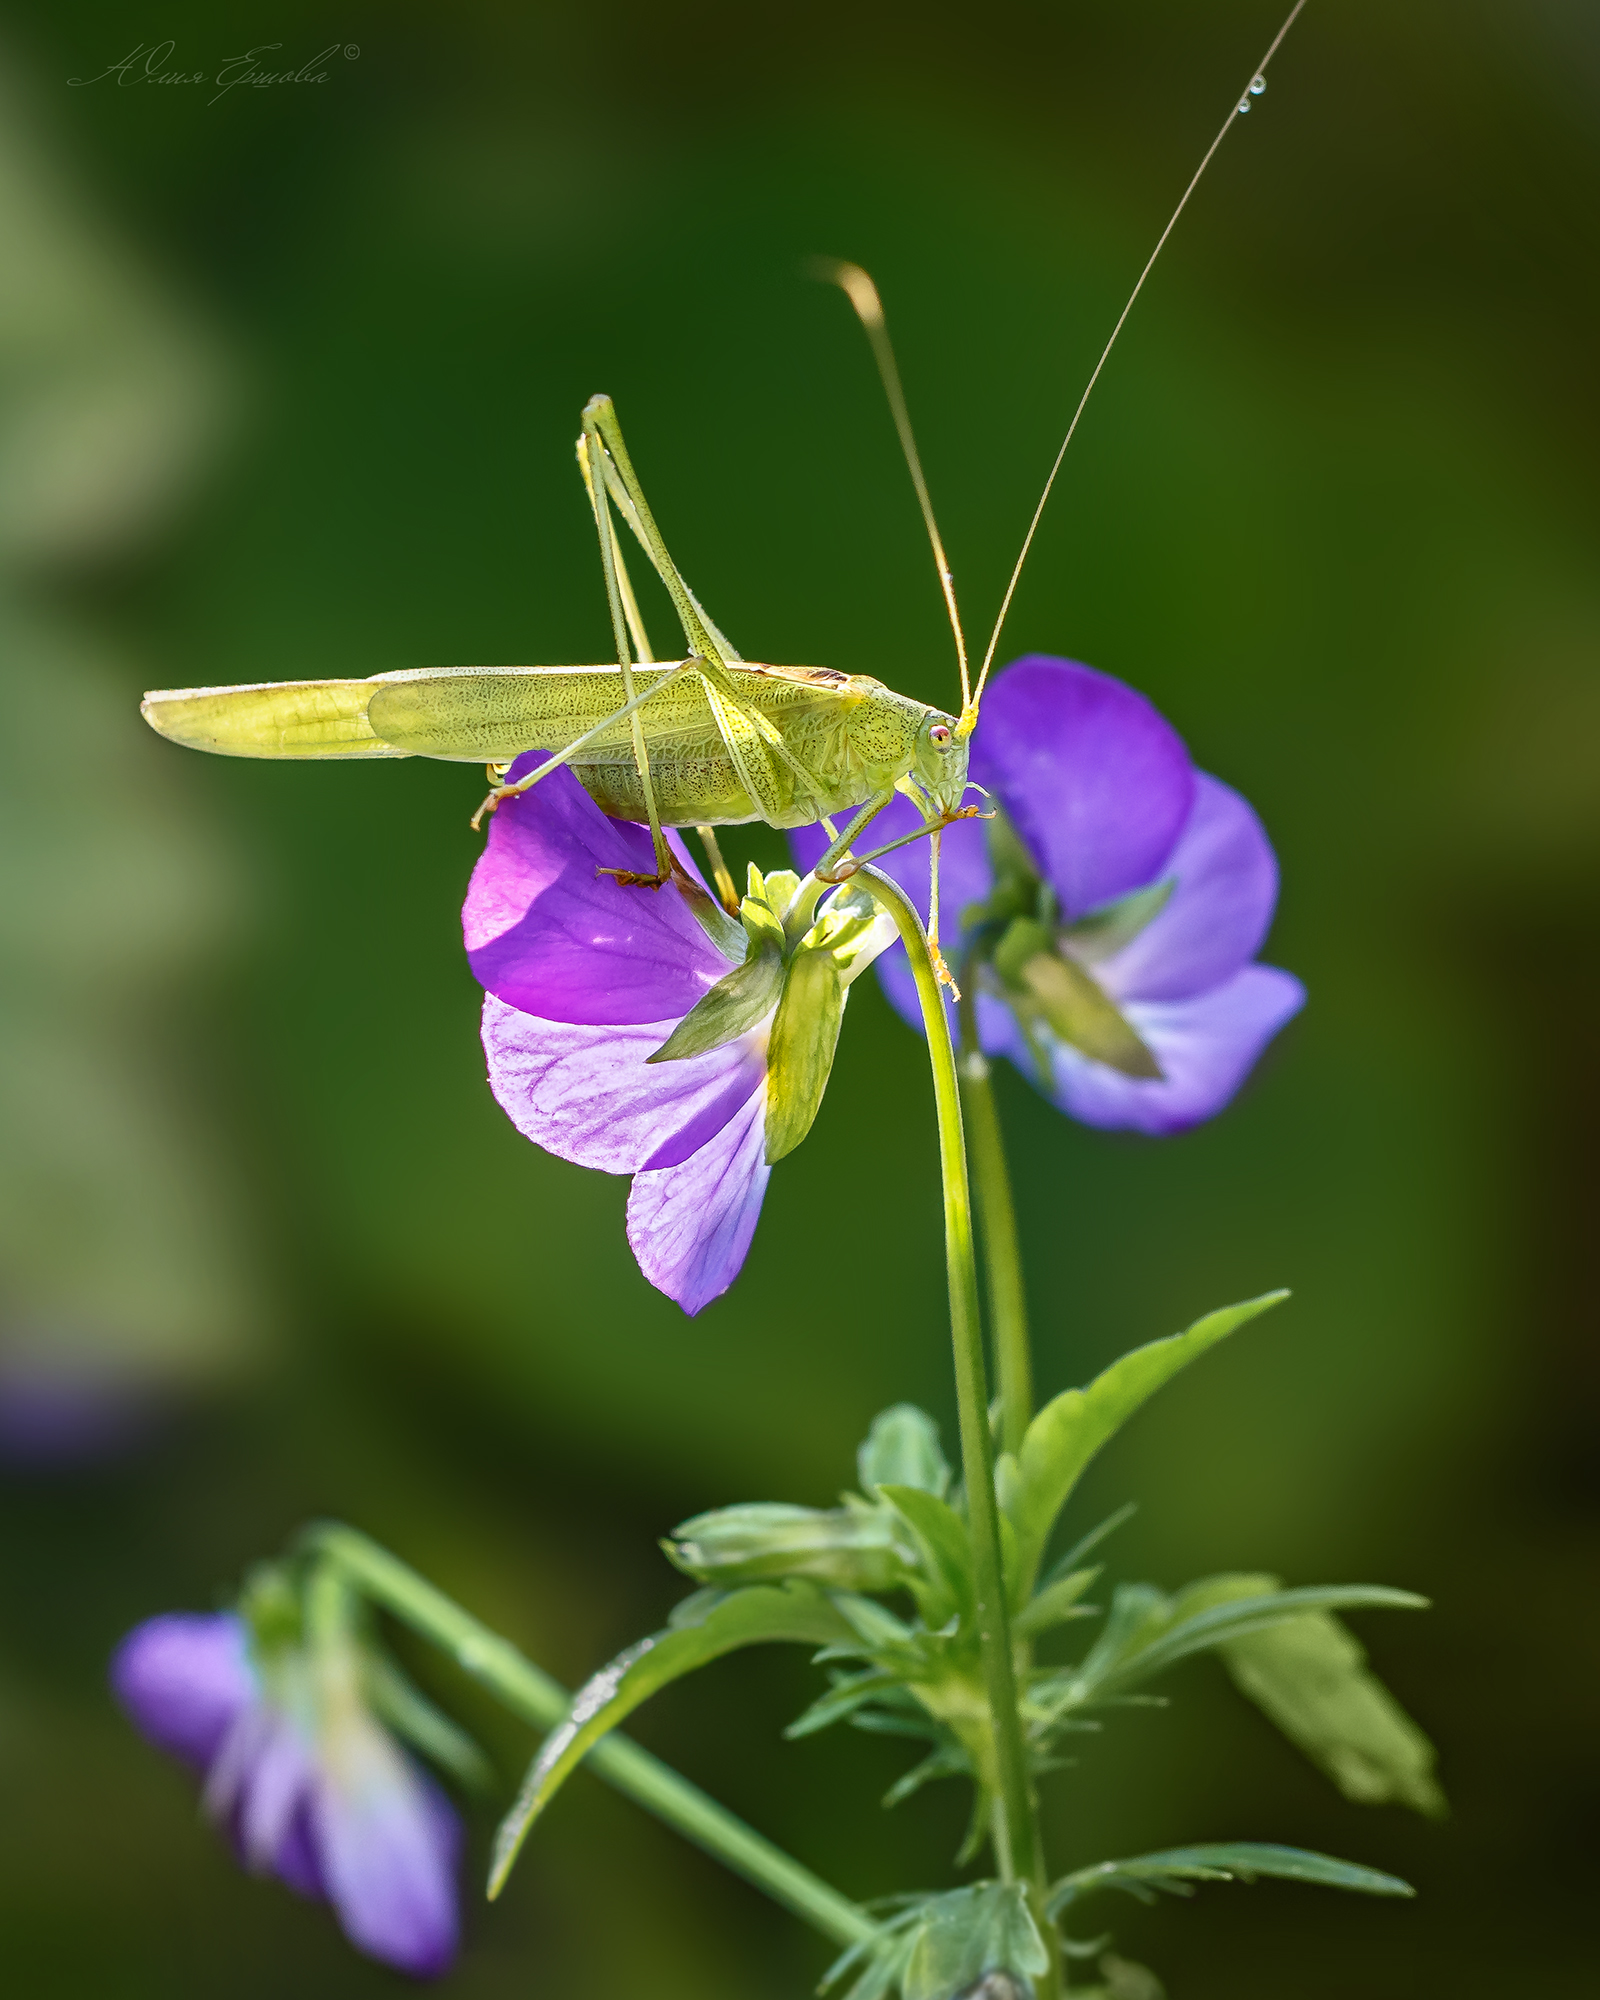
[140, 0, 1306, 962]
[140, 389, 979, 929]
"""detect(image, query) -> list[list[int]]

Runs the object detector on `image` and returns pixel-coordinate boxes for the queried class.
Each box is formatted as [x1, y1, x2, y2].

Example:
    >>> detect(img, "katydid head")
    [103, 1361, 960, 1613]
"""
[909, 708, 970, 822]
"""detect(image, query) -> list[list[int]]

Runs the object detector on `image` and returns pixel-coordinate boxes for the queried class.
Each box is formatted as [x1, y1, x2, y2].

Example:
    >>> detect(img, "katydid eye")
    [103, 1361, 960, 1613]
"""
[929, 723, 952, 748]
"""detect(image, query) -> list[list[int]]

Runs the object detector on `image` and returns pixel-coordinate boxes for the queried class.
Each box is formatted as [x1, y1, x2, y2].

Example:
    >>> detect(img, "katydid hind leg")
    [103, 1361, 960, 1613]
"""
[580, 428, 675, 889]
[581, 396, 838, 828]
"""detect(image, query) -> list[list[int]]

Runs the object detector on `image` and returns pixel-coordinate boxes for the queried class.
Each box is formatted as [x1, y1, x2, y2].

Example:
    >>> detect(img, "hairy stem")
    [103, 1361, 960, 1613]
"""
[300, 1523, 873, 1951]
[856, 869, 1058, 1994]
[956, 1000, 1032, 1459]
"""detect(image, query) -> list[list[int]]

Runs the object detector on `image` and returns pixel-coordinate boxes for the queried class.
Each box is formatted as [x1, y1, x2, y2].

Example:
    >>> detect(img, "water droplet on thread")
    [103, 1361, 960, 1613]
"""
[1236, 98, 1251, 114]
[1249, 74, 1268, 95]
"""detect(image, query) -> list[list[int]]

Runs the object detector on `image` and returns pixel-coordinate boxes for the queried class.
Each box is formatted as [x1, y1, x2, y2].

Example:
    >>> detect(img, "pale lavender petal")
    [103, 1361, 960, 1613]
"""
[464, 763, 732, 1026]
[1024, 964, 1306, 1135]
[972, 656, 1195, 920]
[626, 1083, 771, 1315]
[313, 1709, 460, 1979]
[482, 994, 770, 1173]
[216, 1701, 317, 1875]
[110, 1612, 255, 1767]
[1096, 774, 1281, 1004]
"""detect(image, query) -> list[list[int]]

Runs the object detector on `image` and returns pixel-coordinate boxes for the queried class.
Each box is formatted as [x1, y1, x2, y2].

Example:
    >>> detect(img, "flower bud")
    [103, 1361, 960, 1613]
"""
[665, 1500, 914, 1591]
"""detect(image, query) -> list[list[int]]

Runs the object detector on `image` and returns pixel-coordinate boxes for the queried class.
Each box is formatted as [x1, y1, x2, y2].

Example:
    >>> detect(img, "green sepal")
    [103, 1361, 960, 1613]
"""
[994, 917, 1161, 1079]
[488, 1581, 857, 1896]
[663, 1500, 913, 1592]
[237, 1561, 303, 1653]
[1221, 1607, 1446, 1817]
[647, 930, 784, 1063]
[671, 858, 746, 961]
[764, 945, 846, 1162]
[858, 1404, 951, 1501]
[1058, 877, 1176, 963]
[1049, 1841, 1414, 1919]
[1005, 1293, 1288, 1599]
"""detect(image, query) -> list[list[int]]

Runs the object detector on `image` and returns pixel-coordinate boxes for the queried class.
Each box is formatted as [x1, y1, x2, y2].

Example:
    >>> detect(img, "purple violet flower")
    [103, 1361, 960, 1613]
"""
[793, 656, 1304, 1136]
[112, 1612, 461, 1978]
[464, 756, 891, 1315]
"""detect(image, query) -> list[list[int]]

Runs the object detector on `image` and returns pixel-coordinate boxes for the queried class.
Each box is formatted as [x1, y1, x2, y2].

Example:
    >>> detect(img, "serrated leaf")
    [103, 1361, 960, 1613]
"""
[487, 1582, 853, 1895]
[665, 1500, 913, 1591]
[859, 1405, 951, 1501]
[1006, 1296, 1288, 1597]
[1050, 1841, 1414, 1917]
[1031, 1578, 1427, 1720]
[902, 1882, 1050, 2000]
[1104, 1585, 1427, 1693]
[1222, 1610, 1446, 1818]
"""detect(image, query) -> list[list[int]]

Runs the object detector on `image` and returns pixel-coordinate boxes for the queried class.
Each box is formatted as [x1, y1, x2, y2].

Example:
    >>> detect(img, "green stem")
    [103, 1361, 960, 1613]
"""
[956, 992, 1032, 1459]
[300, 1523, 873, 1952]
[855, 872, 1050, 1944]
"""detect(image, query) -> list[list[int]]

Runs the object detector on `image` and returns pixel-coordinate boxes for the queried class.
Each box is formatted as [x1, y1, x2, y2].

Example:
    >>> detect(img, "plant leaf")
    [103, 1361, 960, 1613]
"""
[1030, 1577, 1428, 1720]
[487, 1582, 854, 1894]
[859, 1404, 951, 1501]
[1013, 1567, 1100, 1640]
[901, 1883, 1050, 2000]
[1104, 1585, 1427, 1693]
[880, 1485, 974, 1630]
[1050, 1841, 1414, 1917]
[1222, 1610, 1446, 1818]
[1006, 1295, 1288, 1597]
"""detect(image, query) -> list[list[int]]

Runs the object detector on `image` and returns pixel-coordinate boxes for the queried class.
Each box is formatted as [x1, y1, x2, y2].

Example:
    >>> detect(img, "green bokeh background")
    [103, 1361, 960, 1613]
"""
[2, 2, 1597, 1993]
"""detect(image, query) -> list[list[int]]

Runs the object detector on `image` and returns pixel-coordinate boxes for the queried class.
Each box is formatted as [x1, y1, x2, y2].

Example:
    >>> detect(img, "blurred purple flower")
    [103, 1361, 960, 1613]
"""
[112, 1612, 460, 1979]
[793, 656, 1304, 1136]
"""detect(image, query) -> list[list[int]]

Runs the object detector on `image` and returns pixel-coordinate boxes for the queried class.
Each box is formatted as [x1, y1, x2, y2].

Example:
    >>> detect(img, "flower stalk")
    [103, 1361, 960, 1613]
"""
[855, 868, 1059, 1997]
[299, 1522, 874, 1952]
[957, 992, 1032, 1459]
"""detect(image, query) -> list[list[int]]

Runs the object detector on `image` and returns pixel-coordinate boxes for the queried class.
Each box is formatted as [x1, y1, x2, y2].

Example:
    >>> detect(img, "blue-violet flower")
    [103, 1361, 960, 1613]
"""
[794, 655, 1304, 1135]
